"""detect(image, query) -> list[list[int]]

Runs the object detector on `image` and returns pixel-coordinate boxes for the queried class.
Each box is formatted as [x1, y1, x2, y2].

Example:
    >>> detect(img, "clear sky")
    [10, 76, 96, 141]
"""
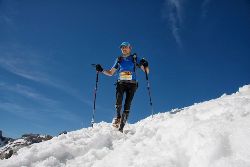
[0, 0, 250, 138]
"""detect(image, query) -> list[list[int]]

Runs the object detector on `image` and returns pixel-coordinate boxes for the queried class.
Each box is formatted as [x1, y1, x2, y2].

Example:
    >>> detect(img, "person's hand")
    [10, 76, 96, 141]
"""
[140, 59, 148, 67]
[96, 64, 103, 72]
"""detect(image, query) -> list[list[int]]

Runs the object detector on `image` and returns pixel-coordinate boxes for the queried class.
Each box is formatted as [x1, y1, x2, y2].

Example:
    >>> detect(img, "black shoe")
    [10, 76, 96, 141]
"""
[118, 112, 128, 132]
[118, 128, 123, 133]
[118, 119, 125, 132]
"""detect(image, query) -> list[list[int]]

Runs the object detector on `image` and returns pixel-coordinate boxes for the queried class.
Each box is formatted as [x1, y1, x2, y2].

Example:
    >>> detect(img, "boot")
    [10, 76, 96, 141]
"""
[118, 111, 129, 132]
[112, 117, 121, 128]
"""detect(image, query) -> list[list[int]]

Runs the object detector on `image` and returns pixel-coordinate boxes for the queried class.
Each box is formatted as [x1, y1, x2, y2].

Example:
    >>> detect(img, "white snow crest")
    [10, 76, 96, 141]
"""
[1, 85, 250, 167]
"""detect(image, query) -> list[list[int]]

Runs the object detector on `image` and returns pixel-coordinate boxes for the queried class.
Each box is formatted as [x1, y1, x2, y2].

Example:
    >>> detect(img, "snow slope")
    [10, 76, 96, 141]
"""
[1, 85, 250, 167]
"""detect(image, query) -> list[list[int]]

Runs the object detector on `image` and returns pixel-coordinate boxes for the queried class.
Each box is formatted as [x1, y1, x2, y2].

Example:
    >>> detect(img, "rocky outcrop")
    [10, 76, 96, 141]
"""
[59, 131, 67, 135]
[0, 133, 52, 160]
[0, 131, 14, 148]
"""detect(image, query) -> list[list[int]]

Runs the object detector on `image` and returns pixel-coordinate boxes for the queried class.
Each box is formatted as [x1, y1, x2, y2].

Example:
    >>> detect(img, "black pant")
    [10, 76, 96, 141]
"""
[115, 82, 137, 118]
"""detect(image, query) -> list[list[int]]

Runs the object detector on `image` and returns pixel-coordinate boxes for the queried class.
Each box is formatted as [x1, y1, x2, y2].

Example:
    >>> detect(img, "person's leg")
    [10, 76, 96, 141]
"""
[124, 83, 137, 112]
[115, 83, 125, 118]
[119, 83, 137, 131]
[113, 83, 126, 127]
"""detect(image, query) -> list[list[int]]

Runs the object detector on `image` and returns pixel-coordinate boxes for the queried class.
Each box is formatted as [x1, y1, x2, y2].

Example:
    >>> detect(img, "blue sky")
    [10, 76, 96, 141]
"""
[0, 0, 249, 138]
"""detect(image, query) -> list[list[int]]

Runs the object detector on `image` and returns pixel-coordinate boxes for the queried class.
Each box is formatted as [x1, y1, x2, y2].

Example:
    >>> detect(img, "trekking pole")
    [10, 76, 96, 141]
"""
[145, 71, 154, 118]
[91, 64, 99, 127]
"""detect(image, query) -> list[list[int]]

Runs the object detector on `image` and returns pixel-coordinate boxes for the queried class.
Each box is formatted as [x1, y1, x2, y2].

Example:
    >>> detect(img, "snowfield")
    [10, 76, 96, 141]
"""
[1, 85, 250, 167]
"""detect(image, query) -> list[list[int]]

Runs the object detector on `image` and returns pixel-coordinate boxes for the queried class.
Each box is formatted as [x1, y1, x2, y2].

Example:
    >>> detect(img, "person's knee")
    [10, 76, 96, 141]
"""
[115, 104, 122, 110]
[124, 109, 129, 115]
[124, 98, 133, 110]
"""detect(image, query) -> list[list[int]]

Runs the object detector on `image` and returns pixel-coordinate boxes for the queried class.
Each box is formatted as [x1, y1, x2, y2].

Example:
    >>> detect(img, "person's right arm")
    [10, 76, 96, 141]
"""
[96, 58, 118, 76]
[103, 68, 117, 76]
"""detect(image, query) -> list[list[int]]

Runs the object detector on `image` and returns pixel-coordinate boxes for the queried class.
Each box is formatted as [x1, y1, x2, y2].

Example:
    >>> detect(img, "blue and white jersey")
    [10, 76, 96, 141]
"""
[112, 54, 142, 81]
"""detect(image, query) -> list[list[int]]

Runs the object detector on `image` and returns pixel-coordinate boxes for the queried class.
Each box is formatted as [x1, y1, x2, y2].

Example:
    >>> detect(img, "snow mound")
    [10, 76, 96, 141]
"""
[1, 85, 250, 167]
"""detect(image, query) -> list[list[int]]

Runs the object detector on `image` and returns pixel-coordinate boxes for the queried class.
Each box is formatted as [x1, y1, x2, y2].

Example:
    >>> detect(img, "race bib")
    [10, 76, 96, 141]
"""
[119, 71, 132, 81]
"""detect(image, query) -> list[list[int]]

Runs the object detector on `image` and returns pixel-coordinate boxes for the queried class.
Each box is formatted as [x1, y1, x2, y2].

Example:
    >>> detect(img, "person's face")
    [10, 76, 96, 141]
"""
[121, 46, 131, 55]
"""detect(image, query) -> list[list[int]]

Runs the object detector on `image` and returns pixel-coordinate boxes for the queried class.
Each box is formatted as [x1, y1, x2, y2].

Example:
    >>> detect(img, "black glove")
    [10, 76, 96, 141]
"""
[96, 64, 103, 72]
[140, 58, 148, 67]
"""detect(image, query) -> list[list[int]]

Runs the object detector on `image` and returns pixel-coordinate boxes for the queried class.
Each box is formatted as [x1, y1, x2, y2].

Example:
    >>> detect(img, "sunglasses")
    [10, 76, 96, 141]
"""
[120, 45, 130, 49]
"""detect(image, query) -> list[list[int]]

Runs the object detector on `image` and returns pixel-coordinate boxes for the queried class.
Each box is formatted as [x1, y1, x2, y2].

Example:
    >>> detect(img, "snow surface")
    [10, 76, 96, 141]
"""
[1, 85, 250, 167]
